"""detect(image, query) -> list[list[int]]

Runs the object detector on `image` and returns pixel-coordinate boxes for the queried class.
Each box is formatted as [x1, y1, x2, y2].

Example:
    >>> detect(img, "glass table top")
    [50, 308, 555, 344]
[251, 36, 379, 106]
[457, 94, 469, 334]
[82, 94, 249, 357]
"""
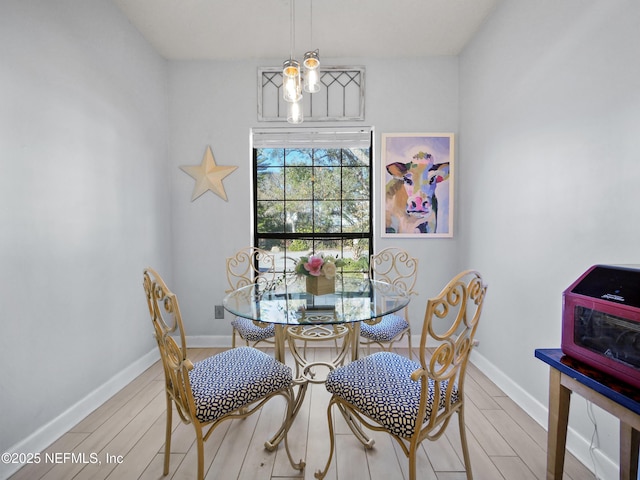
[223, 275, 410, 326]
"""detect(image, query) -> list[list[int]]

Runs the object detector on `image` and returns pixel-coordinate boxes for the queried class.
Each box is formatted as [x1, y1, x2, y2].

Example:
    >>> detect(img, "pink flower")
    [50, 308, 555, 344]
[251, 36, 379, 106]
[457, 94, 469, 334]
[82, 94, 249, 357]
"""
[303, 255, 324, 276]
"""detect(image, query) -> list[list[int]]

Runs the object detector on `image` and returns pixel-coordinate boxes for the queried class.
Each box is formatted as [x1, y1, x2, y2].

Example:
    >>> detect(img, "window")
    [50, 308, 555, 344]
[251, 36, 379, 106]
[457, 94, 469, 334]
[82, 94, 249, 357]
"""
[252, 128, 373, 277]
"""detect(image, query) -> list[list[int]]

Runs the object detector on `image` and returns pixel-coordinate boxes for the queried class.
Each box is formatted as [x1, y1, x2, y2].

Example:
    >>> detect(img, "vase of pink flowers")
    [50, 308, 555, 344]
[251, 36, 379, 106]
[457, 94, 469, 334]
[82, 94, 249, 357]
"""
[295, 253, 344, 295]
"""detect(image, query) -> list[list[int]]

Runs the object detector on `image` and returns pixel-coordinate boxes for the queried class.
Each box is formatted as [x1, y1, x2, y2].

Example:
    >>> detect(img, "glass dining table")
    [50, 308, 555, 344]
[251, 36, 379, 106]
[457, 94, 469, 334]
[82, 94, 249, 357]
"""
[223, 274, 410, 376]
[223, 274, 410, 451]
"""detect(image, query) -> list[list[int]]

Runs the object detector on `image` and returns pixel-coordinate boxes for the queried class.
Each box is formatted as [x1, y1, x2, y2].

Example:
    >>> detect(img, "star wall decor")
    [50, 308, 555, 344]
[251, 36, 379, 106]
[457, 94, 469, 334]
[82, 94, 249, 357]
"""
[180, 145, 238, 202]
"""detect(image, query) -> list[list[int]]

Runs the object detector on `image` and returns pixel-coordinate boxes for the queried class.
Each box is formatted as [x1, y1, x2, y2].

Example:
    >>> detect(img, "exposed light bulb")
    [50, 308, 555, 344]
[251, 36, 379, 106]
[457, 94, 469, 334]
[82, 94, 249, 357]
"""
[282, 59, 302, 103]
[287, 99, 303, 124]
[303, 50, 321, 93]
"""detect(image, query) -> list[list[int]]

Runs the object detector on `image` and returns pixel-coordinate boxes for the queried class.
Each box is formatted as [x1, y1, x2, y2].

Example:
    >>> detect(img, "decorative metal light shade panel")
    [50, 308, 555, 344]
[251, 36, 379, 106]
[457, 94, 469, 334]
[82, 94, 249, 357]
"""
[258, 66, 366, 122]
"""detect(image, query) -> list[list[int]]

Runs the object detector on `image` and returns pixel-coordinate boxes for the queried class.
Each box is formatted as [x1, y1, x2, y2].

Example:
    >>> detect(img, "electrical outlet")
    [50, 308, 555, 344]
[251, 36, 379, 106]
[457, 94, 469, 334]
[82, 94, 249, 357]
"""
[214, 305, 225, 319]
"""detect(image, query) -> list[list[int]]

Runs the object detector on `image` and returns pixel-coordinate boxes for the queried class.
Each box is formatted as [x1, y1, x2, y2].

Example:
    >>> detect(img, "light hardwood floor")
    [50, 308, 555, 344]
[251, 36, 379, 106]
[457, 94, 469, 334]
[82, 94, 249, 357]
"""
[10, 347, 595, 480]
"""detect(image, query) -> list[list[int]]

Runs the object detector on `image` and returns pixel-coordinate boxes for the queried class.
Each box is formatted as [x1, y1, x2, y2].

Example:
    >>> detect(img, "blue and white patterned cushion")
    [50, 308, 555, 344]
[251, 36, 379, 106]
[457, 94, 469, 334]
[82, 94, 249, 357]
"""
[359, 314, 409, 342]
[188, 346, 292, 423]
[231, 316, 275, 342]
[325, 351, 459, 438]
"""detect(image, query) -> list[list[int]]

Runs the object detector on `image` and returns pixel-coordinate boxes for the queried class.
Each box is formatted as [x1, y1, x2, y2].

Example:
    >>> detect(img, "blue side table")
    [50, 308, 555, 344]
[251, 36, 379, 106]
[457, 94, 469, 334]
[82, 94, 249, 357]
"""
[535, 348, 640, 480]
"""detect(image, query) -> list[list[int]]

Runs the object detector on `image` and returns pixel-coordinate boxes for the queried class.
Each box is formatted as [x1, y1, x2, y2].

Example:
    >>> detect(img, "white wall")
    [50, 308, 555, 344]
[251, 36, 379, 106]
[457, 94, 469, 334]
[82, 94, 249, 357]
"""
[167, 56, 464, 338]
[0, 0, 170, 464]
[4, 1, 639, 479]
[459, 1, 640, 477]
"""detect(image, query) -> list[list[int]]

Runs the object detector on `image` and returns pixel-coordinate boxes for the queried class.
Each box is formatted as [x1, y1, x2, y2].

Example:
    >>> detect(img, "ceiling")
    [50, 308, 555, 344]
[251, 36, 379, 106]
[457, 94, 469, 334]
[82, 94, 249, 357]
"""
[113, 0, 501, 61]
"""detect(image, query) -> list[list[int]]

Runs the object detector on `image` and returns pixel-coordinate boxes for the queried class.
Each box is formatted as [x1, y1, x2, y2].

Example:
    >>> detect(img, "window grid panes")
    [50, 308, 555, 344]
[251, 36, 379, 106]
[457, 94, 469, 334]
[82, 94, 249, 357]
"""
[254, 141, 372, 277]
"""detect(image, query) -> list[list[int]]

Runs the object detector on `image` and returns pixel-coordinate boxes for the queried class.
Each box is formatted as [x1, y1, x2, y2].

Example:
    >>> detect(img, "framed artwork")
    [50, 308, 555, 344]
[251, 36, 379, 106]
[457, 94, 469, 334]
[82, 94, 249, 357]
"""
[382, 133, 454, 238]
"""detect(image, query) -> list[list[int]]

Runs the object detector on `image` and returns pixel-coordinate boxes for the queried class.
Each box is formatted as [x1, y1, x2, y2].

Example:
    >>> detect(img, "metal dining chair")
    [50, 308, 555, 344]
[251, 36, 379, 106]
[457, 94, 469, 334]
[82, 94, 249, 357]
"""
[361, 247, 418, 358]
[143, 267, 304, 480]
[315, 270, 488, 480]
[226, 247, 277, 348]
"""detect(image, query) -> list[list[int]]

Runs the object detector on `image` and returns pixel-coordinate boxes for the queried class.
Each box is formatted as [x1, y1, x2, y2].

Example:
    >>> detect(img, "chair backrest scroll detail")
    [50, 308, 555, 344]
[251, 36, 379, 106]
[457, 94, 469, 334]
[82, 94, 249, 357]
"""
[143, 268, 196, 425]
[415, 270, 487, 438]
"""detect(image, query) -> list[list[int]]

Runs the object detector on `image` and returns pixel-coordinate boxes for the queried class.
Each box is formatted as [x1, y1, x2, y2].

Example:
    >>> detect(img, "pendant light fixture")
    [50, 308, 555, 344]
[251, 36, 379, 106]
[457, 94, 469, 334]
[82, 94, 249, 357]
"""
[286, 97, 303, 124]
[282, 0, 320, 124]
[282, 59, 302, 103]
[303, 49, 320, 93]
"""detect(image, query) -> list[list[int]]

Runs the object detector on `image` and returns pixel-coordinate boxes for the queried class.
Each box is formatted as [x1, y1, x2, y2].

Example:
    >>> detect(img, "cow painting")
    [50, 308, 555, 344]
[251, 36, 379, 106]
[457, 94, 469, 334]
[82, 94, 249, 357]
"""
[385, 151, 451, 235]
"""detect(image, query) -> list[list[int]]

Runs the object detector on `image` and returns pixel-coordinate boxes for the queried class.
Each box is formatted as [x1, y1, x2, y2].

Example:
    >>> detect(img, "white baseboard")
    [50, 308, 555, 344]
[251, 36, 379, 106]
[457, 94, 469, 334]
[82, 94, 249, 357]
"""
[0, 348, 159, 480]
[0, 337, 232, 479]
[469, 349, 618, 480]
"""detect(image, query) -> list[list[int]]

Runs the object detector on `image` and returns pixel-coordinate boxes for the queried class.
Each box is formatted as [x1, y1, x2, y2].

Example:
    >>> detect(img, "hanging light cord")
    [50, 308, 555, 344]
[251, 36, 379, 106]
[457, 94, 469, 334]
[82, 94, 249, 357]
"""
[289, 0, 295, 60]
[309, 0, 313, 48]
